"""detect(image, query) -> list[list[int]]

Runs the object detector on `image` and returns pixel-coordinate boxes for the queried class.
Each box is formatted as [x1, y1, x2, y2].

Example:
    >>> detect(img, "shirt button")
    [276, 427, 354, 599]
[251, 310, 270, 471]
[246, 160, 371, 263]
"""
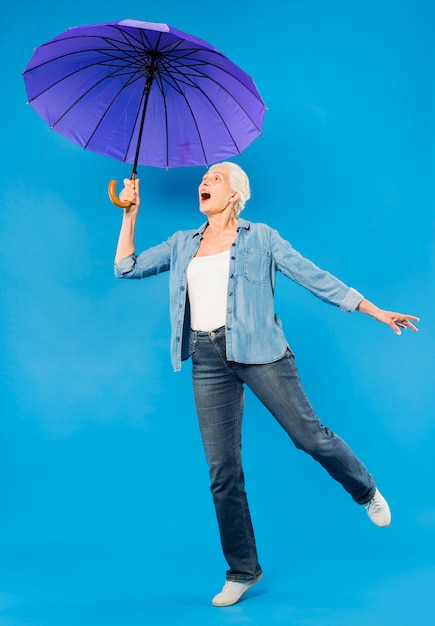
[228, 291, 233, 296]
[231, 256, 236, 260]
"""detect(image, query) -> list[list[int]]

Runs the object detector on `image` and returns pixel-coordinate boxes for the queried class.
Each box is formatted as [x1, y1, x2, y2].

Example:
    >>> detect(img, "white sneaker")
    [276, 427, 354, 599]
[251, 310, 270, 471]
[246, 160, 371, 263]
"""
[212, 574, 263, 607]
[364, 488, 391, 527]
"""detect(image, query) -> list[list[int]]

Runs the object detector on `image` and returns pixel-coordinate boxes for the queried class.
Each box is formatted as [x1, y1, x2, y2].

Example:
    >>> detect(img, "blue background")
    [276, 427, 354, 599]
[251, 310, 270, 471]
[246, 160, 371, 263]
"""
[1, 1, 434, 624]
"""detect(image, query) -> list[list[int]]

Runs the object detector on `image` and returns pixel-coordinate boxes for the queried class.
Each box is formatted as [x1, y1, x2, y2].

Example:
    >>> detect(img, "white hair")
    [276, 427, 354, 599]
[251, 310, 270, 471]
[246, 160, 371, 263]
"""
[210, 161, 251, 216]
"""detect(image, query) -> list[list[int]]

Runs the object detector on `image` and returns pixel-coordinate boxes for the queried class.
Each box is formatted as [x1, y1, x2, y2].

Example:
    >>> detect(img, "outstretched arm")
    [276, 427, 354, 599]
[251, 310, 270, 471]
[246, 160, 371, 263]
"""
[115, 178, 140, 263]
[357, 298, 419, 335]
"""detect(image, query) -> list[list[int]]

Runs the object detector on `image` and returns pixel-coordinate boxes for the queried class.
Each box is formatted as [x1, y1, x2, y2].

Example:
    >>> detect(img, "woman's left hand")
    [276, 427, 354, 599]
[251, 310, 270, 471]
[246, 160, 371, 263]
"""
[357, 299, 420, 335]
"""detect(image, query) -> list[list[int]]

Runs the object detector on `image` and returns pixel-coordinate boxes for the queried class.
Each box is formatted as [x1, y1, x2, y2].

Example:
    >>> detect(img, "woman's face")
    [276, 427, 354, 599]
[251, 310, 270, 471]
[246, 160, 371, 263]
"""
[198, 166, 237, 217]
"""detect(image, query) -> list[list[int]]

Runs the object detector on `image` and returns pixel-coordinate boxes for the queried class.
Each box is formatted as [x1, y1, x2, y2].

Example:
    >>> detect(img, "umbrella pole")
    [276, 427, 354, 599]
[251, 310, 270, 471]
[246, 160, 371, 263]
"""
[131, 69, 155, 178]
[109, 62, 156, 207]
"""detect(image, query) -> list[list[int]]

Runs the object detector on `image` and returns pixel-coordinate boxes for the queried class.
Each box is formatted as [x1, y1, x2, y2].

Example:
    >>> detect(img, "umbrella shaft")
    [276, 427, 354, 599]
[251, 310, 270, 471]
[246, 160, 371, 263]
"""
[132, 63, 156, 177]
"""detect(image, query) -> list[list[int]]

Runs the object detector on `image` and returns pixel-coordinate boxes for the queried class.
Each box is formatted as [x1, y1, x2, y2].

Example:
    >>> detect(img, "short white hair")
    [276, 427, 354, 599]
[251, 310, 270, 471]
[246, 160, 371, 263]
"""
[210, 161, 251, 216]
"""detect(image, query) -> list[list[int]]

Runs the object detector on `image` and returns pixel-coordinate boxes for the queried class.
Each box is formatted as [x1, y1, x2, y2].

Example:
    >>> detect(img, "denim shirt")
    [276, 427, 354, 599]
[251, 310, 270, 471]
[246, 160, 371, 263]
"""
[114, 218, 364, 372]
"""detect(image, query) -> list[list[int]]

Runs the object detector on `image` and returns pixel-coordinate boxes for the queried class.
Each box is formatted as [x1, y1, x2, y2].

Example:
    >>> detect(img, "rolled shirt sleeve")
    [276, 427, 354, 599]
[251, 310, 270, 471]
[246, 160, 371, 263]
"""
[114, 240, 172, 279]
[114, 254, 137, 277]
[339, 287, 364, 313]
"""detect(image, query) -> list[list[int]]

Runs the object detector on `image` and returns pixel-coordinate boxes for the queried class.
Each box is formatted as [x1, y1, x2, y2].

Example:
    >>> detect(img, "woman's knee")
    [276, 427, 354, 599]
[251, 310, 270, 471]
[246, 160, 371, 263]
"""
[293, 424, 336, 456]
[208, 457, 244, 494]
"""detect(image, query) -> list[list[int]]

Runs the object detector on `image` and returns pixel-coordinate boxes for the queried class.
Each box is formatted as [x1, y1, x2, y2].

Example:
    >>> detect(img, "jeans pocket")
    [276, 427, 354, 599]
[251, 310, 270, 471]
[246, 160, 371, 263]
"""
[189, 333, 198, 359]
[285, 346, 295, 358]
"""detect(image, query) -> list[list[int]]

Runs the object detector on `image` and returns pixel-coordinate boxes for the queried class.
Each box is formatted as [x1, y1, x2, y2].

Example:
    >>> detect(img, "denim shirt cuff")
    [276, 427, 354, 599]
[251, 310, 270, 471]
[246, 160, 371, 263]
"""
[339, 288, 364, 313]
[114, 255, 136, 276]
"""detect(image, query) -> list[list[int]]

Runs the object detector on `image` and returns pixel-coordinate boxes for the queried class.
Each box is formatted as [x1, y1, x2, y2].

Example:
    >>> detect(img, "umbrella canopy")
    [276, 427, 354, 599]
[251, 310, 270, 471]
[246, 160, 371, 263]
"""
[23, 19, 266, 172]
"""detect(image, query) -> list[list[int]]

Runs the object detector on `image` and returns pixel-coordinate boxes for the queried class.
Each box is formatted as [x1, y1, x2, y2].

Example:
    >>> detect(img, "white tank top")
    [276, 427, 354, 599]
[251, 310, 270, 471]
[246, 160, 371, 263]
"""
[187, 250, 230, 331]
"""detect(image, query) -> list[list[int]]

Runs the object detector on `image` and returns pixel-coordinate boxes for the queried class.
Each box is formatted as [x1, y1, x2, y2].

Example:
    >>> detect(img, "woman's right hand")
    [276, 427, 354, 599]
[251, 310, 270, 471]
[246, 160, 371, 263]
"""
[119, 178, 140, 213]
[114, 178, 140, 263]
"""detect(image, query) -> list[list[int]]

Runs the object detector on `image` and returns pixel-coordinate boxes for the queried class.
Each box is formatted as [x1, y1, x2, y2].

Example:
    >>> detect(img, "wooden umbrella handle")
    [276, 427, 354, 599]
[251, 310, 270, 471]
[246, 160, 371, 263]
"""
[108, 180, 130, 208]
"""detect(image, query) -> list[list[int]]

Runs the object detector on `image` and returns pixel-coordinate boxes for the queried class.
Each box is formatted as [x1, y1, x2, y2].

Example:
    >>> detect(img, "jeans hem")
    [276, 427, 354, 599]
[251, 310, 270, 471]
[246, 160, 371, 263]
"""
[355, 485, 377, 505]
[226, 570, 263, 583]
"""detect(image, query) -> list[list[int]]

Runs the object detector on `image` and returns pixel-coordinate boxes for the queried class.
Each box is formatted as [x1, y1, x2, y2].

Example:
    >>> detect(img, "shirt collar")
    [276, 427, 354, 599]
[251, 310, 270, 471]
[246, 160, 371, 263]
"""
[237, 217, 250, 231]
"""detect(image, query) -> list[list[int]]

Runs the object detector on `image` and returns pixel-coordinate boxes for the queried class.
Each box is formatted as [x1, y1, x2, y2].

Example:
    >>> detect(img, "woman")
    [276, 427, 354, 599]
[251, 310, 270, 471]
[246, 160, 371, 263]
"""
[114, 162, 419, 607]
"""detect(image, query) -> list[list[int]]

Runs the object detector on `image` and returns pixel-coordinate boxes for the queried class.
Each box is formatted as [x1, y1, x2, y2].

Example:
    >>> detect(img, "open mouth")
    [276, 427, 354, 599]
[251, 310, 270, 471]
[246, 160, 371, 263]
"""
[201, 192, 211, 201]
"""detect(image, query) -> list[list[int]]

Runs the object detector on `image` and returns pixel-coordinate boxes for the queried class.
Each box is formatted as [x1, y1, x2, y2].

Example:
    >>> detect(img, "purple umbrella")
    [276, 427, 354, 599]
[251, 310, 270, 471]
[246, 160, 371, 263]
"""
[23, 19, 266, 206]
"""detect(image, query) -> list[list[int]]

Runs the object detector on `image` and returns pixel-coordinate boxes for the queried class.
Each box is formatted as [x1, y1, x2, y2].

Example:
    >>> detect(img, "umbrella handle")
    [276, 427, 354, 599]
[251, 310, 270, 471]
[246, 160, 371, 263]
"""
[108, 180, 130, 208]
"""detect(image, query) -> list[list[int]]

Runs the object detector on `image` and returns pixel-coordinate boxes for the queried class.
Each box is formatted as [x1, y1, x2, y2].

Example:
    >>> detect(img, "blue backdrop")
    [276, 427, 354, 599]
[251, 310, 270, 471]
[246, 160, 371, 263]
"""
[1, 1, 433, 624]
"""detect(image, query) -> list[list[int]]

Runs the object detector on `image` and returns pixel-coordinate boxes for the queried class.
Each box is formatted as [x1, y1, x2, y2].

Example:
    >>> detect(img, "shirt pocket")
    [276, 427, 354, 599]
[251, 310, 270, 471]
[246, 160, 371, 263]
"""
[244, 247, 271, 284]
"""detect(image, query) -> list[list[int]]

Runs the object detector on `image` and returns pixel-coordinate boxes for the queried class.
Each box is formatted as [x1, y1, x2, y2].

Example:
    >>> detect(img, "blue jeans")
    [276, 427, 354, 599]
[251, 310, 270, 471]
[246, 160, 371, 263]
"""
[190, 326, 375, 583]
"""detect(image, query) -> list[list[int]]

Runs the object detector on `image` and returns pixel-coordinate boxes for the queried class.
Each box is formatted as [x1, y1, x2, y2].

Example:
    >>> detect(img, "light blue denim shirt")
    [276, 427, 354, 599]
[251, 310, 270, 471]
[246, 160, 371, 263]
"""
[114, 218, 364, 371]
